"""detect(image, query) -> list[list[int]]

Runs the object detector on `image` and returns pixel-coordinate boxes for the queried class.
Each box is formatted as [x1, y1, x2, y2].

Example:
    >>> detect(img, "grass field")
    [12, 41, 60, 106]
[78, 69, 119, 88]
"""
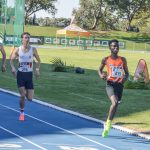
[0, 46, 150, 134]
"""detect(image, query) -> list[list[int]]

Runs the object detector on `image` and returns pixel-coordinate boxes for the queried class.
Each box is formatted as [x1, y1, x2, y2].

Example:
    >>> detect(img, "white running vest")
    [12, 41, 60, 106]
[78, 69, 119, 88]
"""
[18, 46, 33, 72]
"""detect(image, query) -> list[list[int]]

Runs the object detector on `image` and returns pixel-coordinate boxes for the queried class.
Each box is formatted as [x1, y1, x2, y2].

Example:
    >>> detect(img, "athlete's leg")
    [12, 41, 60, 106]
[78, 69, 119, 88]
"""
[26, 89, 34, 101]
[107, 95, 118, 120]
[18, 87, 26, 121]
[25, 72, 34, 101]
[18, 87, 26, 112]
[106, 83, 119, 120]
[102, 83, 118, 137]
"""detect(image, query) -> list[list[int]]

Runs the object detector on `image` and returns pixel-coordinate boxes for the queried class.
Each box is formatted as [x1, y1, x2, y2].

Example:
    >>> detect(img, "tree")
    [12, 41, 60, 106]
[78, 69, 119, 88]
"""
[107, 0, 150, 30]
[73, 0, 115, 30]
[25, 0, 57, 24]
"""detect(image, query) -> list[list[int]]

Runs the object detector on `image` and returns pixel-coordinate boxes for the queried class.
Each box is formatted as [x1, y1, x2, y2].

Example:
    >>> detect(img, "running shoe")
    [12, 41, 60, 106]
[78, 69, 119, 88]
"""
[102, 120, 112, 138]
[19, 113, 24, 121]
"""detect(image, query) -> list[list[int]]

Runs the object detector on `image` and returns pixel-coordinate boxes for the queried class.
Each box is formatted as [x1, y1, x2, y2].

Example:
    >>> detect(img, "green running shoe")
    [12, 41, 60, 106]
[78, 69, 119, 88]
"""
[102, 128, 109, 138]
[106, 120, 112, 130]
[102, 120, 112, 138]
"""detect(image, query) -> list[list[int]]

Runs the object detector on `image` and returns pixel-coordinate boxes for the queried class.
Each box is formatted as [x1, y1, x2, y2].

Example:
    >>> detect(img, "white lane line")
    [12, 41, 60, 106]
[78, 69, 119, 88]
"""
[0, 125, 47, 150]
[0, 143, 21, 148]
[0, 104, 116, 150]
[43, 143, 95, 146]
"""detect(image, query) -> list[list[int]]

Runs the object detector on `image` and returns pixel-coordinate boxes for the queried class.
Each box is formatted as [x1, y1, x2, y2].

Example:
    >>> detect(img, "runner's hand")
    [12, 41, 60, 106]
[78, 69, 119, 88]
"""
[101, 72, 107, 80]
[35, 68, 40, 79]
[11, 67, 17, 78]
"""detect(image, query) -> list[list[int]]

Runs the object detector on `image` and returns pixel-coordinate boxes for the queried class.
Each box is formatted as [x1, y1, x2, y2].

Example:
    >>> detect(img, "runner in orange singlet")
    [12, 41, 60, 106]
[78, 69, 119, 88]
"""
[98, 39, 129, 137]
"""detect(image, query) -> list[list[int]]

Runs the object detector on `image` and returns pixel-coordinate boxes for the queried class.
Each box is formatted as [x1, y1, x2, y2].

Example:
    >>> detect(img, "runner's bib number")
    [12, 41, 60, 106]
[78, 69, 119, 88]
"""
[19, 62, 32, 72]
[111, 66, 123, 78]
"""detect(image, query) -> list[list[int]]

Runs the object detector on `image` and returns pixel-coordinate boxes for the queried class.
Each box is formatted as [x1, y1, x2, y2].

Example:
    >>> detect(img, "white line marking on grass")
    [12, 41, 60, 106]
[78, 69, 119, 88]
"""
[0, 104, 116, 150]
[0, 126, 47, 150]
[69, 92, 99, 101]
[68, 92, 107, 103]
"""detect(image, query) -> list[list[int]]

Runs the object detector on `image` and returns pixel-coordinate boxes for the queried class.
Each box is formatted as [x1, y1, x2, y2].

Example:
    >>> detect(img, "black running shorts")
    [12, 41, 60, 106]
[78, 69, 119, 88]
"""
[106, 81, 123, 101]
[17, 71, 34, 89]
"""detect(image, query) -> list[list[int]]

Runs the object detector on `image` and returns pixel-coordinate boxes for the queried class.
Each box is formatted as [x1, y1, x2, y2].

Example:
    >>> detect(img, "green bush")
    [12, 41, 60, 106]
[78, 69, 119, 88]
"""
[50, 57, 74, 72]
[124, 75, 150, 90]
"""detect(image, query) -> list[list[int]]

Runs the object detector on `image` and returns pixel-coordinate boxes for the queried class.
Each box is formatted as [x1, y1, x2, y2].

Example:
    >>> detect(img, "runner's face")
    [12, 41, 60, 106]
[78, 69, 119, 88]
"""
[22, 34, 30, 45]
[110, 42, 119, 54]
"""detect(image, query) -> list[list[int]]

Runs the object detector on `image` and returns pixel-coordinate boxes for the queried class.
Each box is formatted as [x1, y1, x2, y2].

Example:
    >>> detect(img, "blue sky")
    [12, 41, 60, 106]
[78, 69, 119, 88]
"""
[36, 0, 79, 18]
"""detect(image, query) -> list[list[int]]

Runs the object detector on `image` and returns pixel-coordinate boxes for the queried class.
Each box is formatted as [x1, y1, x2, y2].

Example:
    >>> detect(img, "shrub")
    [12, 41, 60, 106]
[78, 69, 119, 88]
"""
[124, 75, 150, 90]
[50, 57, 74, 72]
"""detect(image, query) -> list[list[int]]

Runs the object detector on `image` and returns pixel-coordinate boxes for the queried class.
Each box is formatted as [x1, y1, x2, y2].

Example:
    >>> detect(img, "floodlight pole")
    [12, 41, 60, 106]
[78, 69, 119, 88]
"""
[0, 1, 2, 23]
[65, 34, 66, 47]
[4, 0, 7, 43]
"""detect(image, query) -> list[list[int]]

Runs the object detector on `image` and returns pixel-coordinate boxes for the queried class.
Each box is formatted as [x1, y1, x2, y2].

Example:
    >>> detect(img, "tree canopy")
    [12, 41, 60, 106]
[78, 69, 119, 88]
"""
[73, 0, 117, 30]
[25, 0, 57, 24]
[74, 0, 150, 30]
[107, 0, 150, 29]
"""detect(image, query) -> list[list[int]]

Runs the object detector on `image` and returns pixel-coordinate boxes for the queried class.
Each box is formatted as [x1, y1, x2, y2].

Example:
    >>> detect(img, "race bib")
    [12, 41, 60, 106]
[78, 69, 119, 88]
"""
[19, 62, 32, 72]
[111, 66, 123, 78]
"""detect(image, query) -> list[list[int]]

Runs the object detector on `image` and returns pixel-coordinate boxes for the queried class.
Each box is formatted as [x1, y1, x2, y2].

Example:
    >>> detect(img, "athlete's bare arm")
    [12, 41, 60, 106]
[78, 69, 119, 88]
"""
[33, 47, 41, 78]
[0, 45, 6, 72]
[122, 57, 129, 83]
[10, 48, 19, 77]
[98, 57, 107, 80]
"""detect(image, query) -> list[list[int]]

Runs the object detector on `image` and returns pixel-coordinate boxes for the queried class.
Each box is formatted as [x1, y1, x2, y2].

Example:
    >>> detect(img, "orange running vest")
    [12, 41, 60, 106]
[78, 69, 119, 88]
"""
[106, 56, 124, 83]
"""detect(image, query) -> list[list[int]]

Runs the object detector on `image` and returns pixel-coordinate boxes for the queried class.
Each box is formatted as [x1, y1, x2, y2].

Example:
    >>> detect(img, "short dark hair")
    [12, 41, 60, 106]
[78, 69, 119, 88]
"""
[109, 39, 119, 47]
[21, 32, 30, 38]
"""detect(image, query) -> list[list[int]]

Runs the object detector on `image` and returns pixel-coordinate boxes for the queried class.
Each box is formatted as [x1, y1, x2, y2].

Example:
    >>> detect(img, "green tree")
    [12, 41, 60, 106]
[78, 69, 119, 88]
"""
[25, 0, 57, 24]
[133, 10, 150, 32]
[73, 0, 116, 30]
[107, 0, 150, 30]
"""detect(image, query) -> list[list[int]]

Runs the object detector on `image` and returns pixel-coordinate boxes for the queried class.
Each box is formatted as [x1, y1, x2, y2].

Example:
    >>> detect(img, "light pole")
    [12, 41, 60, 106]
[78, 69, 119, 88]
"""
[4, 0, 7, 43]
